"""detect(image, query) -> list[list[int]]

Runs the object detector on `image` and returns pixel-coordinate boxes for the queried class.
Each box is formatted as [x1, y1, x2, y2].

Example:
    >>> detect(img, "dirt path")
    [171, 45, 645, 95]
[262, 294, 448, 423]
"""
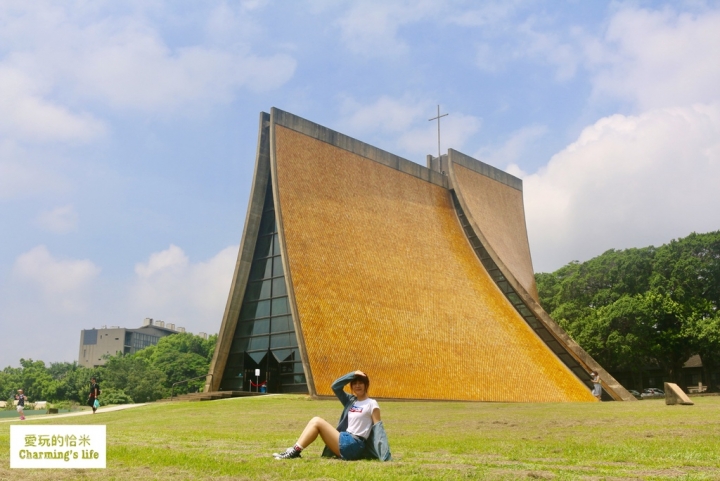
[0, 403, 148, 423]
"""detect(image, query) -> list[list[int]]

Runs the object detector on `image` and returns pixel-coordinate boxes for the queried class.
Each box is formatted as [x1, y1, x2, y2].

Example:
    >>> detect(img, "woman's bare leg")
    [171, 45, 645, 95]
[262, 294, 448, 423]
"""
[297, 417, 341, 456]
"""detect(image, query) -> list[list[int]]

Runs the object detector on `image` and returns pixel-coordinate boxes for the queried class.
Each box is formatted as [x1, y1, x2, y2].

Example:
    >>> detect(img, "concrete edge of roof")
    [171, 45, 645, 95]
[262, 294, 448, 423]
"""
[268, 107, 523, 192]
[270, 107, 450, 187]
[449, 148, 523, 191]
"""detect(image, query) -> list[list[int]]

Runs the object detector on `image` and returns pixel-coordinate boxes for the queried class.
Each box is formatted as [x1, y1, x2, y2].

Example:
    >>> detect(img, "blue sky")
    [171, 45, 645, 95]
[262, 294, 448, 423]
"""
[2, 0, 720, 368]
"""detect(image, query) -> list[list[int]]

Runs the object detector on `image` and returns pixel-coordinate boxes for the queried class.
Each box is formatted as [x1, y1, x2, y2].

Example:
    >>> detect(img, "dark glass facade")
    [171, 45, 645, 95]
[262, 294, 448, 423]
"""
[124, 332, 161, 354]
[220, 180, 306, 393]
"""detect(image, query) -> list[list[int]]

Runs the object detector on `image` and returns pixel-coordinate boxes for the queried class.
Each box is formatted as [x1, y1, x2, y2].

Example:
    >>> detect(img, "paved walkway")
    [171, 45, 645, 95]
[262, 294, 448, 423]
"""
[0, 403, 148, 423]
[0, 394, 284, 424]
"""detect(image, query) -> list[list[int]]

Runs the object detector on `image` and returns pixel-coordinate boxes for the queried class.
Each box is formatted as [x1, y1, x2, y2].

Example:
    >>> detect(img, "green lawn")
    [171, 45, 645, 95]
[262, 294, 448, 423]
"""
[2, 394, 720, 480]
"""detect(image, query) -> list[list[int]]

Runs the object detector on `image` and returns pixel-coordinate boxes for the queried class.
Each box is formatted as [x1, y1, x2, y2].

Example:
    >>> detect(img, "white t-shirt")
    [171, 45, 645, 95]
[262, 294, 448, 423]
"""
[346, 398, 379, 439]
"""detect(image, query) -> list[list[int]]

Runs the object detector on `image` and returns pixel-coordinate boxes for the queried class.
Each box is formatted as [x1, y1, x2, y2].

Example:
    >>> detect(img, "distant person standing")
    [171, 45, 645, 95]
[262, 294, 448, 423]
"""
[590, 371, 602, 401]
[88, 377, 101, 414]
[15, 389, 26, 421]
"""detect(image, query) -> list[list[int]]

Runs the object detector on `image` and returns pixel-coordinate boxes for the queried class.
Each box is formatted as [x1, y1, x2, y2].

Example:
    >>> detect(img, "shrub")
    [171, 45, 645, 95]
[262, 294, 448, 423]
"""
[99, 387, 134, 405]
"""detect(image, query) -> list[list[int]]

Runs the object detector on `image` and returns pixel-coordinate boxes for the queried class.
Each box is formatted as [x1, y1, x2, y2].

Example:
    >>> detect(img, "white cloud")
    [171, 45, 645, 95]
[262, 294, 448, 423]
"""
[338, 95, 482, 157]
[205, 0, 269, 43]
[589, 6, 720, 109]
[448, 2, 521, 27]
[0, 2, 296, 115]
[13, 245, 100, 311]
[0, 66, 105, 143]
[0, 244, 236, 367]
[516, 22, 581, 81]
[476, 124, 547, 169]
[75, 39, 296, 111]
[339, 95, 428, 134]
[334, 0, 439, 57]
[0, 140, 70, 200]
[524, 103, 720, 272]
[447, 5, 585, 80]
[131, 244, 237, 329]
[34, 205, 79, 234]
[474, 42, 505, 73]
[397, 113, 482, 157]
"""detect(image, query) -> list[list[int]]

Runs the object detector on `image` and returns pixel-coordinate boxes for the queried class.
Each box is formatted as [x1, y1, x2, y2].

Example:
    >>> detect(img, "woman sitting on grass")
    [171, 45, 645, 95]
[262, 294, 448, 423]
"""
[273, 370, 390, 461]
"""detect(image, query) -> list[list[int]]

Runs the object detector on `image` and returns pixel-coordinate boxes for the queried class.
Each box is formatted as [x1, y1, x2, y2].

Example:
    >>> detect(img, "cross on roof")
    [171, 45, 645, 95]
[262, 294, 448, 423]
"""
[428, 105, 449, 161]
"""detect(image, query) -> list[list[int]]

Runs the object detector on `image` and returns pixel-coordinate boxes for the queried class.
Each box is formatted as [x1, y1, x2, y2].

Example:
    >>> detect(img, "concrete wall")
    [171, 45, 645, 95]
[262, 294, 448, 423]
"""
[78, 328, 126, 368]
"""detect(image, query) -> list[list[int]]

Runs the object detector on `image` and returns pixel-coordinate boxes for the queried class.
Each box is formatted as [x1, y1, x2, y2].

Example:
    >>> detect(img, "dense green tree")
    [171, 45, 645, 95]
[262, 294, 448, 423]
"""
[135, 332, 216, 394]
[0, 366, 23, 401]
[101, 354, 167, 403]
[99, 387, 134, 405]
[537, 231, 720, 389]
[47, 362, 91, 402]
[651, 232, 720, 383]
[0, 332, 216, 403]
[17, 359, 59, 401]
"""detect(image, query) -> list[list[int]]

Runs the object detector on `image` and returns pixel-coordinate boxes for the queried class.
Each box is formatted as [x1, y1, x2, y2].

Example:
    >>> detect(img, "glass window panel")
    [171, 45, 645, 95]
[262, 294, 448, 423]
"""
[223, 364, 242, 379]
[259, 213, 276, 235]
[507, 293, 522, 305]
[280, 374, 306, 385]
[518, 306, 532, 317]
[248, 336, 269, 351]
[239, 303, 254, 321]
[252, 319, 270, 335]
[271, 333, 291, 348]
[280, 361, 303, 374]
[229, 337, 249, 353]
[248, 351, 267, 364]
[225, 352, 243, 368]
[272, 256, 284, 277]
[272, 349, 294, 363]
[240, 300, 271, 320]
[245, 280, 272, 302]
[235, 322, 254, 338]
[279, 361, 304, 373]
[254, 236, 273, 258]
[273, 234, 280, 256]
[272, 277, 287, 297]
[257, 280, 272, 299]
[263, 185, 273, 212]
[271, 315, 292, 333]
[249, 258, 272, 280]
[257, 300, 271, 318]
[271, 297, 289, 316]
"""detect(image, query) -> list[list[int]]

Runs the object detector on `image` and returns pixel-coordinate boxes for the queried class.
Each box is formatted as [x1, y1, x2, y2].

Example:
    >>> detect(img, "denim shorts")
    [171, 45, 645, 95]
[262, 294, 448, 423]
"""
[338, 431, 365, 460]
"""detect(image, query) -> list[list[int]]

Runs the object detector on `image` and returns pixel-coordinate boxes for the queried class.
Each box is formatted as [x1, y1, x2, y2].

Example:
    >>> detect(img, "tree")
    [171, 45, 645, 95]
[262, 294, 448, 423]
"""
[651, 232, 720, 386]
[537, 232, 720, 387]
[136, 333, 216, 394]
[101, 355, 166, 402]
[0, 332, 217, 402]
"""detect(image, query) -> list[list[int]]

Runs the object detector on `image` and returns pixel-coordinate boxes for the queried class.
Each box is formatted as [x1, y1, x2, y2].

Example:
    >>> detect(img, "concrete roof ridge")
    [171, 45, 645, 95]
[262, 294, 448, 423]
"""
[269, 107, 448, 188]
[448, 148, 523, 191]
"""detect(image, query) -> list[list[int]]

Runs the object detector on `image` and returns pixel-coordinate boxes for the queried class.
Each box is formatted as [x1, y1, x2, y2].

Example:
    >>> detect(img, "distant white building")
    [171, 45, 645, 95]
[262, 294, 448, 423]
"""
[78, 318, 185, 368]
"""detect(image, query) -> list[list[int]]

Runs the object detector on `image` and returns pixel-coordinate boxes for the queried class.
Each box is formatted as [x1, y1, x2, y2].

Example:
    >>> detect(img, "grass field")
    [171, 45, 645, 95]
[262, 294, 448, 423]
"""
[2, 394, 720, 480]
